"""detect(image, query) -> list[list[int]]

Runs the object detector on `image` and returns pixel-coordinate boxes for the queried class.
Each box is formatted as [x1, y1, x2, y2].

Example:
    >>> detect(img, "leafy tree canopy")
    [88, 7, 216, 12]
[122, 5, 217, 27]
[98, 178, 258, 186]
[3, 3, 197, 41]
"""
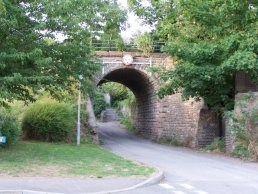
[0, 0, 126, 106]
[91, 0, 127, 51]
[130, 0, 258, 111]
[134, 33, 154, 55]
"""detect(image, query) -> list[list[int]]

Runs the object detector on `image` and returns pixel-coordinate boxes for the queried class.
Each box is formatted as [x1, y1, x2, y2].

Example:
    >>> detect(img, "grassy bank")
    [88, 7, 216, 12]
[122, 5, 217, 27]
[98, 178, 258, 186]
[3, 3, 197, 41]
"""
[0, 141, 154, 178]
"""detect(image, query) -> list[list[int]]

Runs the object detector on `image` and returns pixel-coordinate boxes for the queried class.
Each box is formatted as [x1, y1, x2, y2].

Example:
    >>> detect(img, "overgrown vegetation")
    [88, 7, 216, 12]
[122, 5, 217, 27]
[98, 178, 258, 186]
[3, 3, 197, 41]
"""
[134, 33, 154, 55]
[0, 141, 154, 177]
[92, 91, 106, 118]
[205, 137, 225, 152]
[0, 0, 128, 146]
[120, 116, 138, 134]
[0, 89, 92, 146]
[0, 109, 20, 148]
[129, 0, 258, 112]
[22, 101, 74, 142]
[158, 136, 182, 147]
[101, 82, 133, 108]
[118, 92, 136, 111]
[225, 93, 258, 160]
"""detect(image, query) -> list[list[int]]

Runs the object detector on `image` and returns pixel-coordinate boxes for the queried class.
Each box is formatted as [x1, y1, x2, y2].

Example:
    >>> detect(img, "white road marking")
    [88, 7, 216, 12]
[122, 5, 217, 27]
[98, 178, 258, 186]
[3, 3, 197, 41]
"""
[159, 183, 175, 189]
[172, 191, 187, 194]
[194, 190, 209, 194]
[179, 183, 195, 190]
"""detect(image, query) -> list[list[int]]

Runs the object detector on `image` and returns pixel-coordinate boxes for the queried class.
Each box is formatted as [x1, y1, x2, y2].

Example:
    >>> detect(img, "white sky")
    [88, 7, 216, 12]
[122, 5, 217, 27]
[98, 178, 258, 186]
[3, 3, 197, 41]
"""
[117, 0, 152, 42]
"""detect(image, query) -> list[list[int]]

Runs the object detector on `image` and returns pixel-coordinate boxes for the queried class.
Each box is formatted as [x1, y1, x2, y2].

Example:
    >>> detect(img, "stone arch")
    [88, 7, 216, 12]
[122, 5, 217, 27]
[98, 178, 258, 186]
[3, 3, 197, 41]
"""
[98, 67, 159, 138]
[94, 51, 222, 147]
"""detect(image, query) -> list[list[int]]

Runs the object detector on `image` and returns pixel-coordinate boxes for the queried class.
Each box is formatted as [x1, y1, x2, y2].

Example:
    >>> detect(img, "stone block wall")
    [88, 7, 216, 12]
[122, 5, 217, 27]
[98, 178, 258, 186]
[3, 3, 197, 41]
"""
[196, 109, 220, 146]
[225, 118, 234, 154]
[225, 92, 258, 153]
[134, 92, 220, 148]
[236, 92, 258, 131]
[156, 94, 201, 147]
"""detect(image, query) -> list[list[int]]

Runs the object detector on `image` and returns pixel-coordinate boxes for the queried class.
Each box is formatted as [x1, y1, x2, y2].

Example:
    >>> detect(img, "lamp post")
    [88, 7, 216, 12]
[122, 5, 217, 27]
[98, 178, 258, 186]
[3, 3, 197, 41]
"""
[77, 75, 83, 145]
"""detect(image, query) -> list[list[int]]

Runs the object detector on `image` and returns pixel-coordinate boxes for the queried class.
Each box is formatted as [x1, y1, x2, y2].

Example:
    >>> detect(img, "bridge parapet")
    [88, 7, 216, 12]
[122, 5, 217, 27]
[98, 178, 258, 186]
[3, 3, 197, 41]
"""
[95, 51, 173, 84]
[92, 41, 166, 53]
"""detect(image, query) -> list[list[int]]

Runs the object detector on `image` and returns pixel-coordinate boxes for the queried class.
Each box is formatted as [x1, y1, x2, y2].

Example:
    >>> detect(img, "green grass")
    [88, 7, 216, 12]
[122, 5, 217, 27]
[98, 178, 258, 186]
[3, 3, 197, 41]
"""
[0, 141, 154, 177]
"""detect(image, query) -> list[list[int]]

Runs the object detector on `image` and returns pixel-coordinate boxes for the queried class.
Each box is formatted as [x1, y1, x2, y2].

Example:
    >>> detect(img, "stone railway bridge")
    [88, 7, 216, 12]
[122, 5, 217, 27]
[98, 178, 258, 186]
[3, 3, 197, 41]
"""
[95, 51, 220, 148]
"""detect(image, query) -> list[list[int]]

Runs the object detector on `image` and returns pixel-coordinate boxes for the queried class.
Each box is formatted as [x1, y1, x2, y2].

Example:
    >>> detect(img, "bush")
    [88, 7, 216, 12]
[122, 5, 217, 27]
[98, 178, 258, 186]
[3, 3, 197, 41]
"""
[22, 102, 74, 142]
[120, 116, 138, 133]
[0, 109, 20, 147]
[206, 137, 225, 152]
[93, 91, 106, 117]
[231, 143, 250, 160]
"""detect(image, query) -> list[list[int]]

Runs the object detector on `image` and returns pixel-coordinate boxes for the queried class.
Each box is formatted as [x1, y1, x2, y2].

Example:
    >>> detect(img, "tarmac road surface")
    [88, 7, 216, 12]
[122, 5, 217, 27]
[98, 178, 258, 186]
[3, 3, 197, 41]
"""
[99, 122, 258, 194]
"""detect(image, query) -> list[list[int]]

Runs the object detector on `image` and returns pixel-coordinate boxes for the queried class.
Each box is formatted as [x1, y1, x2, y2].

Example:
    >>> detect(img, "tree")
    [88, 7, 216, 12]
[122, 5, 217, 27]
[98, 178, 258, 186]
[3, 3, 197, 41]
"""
[128, 0, 176, 42]
[130, 0, 258, 111]
[0, 0, 126, 106]
[91, 0, 127, 51]
[134, 33, 154, 55]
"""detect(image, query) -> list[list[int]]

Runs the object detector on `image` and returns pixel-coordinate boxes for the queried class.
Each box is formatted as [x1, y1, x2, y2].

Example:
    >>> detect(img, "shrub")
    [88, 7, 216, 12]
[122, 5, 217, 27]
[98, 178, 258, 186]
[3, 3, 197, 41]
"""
[22, 102, 74, 142]
[120, 116, 138, 133]
[93, 91, 106, 117]
[135, 33, 153, 55]
[231, 143, 250, 160]
[0, 109, 20, 147]
[206, 137, 225, 152]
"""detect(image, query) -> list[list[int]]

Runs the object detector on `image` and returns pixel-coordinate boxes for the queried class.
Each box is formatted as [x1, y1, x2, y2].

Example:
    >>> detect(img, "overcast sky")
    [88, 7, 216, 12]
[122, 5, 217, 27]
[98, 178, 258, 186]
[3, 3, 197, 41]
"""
[117, 0, 152, 42]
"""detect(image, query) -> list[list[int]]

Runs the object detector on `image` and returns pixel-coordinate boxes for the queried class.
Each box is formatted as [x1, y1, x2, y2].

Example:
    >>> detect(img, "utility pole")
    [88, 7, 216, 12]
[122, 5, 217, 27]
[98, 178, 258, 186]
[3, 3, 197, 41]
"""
[77, 75, 83, 145]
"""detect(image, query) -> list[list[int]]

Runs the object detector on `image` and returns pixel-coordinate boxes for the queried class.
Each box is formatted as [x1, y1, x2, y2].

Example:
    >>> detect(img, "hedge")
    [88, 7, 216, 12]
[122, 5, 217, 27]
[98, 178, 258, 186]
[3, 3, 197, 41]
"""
[22, 102, 74, 142]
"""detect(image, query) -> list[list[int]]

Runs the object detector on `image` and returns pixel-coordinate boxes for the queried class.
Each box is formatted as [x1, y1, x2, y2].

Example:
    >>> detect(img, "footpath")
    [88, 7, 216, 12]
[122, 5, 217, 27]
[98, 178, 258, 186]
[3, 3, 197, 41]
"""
[0, 170, 163, 194]
[0, 177, 142, 194]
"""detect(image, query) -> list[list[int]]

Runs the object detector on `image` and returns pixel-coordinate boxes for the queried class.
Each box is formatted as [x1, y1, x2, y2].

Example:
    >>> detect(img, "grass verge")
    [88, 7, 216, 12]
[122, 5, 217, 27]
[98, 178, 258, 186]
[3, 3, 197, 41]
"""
[0, 141, 154, 178]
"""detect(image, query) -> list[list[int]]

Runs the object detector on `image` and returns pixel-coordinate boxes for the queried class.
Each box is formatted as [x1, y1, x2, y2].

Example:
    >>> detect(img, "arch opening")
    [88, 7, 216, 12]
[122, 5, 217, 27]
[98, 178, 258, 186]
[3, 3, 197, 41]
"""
[98, 68, 156, 137]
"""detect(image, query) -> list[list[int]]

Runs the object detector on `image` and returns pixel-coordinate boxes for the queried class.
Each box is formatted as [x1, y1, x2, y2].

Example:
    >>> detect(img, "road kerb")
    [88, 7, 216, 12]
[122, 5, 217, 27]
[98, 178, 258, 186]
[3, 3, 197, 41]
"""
[0, 168, 164, 194]
[87, 168, 164, 194]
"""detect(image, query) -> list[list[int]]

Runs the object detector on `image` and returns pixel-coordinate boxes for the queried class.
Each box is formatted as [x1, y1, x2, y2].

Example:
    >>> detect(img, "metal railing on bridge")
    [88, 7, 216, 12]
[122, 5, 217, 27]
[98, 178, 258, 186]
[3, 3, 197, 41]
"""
[91, 41, 167, 53]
